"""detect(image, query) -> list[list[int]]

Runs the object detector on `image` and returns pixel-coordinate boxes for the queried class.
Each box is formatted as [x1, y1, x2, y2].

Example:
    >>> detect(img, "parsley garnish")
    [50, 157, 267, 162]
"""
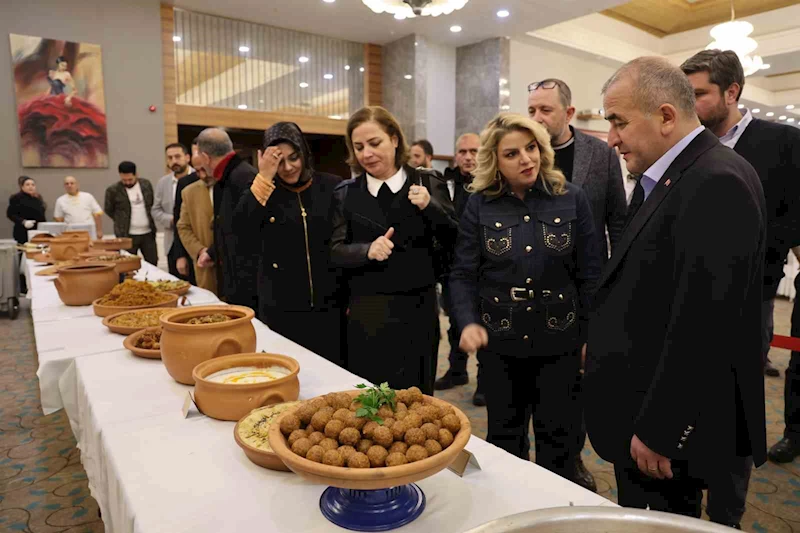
[354, 382, 397, 424]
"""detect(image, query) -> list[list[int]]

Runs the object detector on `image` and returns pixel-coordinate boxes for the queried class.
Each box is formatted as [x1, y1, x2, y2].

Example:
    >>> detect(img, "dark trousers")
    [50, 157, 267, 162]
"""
[615, 462, 703, 519]
[482, 349, 581, 481]
[572, 370, 588, 458]
[784, 273, 800, 440]
[706, 456, 753, 527]
[127, 232, 158, 266]
[264, 307, 346, 369]
[440, 279, 483, 384]
[762, 297, 776, 365]
[167, 246, 193, 282]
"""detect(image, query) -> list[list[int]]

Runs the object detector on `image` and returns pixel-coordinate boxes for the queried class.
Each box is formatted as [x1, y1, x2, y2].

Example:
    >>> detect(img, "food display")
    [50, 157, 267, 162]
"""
[122, 327, 163, 359]
[110, 309, 172, 329]
[238, 401, 302, 452]
[93, 237, 133, 250]
[97, 280, 174, 307]
[54, 263, 118, 306]
[84, 254, 121, 262]
[185, 313, 231, 325]
[147, 280, 190, 294]
[134, 329, 161, 350]
[206, 366, 292, 384]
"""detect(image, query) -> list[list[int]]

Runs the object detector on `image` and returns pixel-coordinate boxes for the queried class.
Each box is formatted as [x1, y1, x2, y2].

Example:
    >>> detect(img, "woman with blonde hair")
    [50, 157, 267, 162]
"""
[449, 113, 601, 481]
[330, 106, 456, 394]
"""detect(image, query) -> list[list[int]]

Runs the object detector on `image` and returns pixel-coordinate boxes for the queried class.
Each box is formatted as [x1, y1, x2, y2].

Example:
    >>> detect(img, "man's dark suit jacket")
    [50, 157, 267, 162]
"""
[584, 129, 767, 476]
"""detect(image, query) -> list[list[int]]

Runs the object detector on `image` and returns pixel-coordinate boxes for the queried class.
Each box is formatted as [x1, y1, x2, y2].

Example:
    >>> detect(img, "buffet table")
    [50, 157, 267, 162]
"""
[27, 258, 613, 532]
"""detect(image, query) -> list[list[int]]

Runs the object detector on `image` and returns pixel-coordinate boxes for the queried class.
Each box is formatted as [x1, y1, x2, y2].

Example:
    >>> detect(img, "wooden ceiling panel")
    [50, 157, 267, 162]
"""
[602, 0, 800, 36]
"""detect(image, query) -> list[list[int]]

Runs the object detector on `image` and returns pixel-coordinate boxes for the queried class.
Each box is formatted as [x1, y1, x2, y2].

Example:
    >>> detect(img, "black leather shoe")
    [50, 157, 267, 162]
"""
[573, 456, 597, 492]
[472, 391, 486, 406]
[765, 359, 780, 377]
[768, 437, 800, 463]
[434, 371, 468, 390]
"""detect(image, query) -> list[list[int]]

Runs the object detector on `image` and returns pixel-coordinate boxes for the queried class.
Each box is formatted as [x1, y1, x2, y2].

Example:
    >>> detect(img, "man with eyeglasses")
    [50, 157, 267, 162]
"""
[528, 78, 627, 493]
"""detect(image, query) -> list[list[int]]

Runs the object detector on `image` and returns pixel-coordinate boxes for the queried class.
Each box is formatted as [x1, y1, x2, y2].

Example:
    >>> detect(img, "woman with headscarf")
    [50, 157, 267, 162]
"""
[233, 122, 345, 367]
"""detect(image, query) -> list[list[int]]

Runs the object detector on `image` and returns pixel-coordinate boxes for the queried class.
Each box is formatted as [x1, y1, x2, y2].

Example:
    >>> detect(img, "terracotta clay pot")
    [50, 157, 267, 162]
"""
[93, 238, 133, 251]
[61, 230, 91, 239]
[30, 233, 54, 244]
[79, 251, 121, 260]
[92, 292, 181, 317]
[54, 264, 118, 306]
[193, 353, 300, 421]
[49, 237, 90, 260]
[159, 306, 256, 385]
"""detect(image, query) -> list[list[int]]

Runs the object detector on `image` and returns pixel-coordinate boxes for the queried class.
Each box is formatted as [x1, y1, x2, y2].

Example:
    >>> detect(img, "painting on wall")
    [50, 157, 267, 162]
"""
[9, 34, 108, 168]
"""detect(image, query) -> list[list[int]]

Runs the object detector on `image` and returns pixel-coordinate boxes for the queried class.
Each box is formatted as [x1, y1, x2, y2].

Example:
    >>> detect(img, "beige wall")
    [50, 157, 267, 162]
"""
[1, 0, 166, 238]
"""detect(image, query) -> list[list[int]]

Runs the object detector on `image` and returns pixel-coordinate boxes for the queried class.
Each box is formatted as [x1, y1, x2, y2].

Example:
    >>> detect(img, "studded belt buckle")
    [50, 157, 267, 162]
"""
[510, 288, 534, 301]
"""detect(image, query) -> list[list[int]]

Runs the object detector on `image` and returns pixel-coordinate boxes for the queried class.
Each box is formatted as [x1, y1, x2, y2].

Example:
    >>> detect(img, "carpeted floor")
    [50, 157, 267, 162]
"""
[0, 297, 798, 532]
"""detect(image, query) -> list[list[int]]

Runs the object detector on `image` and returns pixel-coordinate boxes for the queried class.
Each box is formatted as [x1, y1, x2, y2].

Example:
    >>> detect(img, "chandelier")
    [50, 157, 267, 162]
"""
[362, 0, 469, 20]
[705, 0, 769, 76]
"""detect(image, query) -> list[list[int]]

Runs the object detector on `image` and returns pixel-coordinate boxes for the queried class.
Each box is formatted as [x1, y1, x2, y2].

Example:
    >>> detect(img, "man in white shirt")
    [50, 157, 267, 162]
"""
[152, 142, 193, 277]
[104, 161, 158, 265]
[53, 176, 104, 237]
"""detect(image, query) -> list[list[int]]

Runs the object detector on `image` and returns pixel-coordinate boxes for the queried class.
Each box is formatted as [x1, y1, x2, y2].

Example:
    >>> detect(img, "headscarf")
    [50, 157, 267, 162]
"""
[263, 122, 314, 188]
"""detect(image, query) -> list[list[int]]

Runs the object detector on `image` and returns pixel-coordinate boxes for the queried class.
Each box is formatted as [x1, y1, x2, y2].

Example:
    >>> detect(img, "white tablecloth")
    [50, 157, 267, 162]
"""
[29, 258, 611, 532]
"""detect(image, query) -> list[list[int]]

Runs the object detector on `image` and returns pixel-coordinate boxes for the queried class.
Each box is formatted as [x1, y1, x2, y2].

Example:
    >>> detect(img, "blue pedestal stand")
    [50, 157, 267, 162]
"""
[319, 484, 426, 531]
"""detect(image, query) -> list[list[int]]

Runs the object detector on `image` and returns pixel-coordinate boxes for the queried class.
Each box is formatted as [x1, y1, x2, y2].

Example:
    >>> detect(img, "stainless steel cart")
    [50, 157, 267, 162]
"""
[0, 240, 21, 319]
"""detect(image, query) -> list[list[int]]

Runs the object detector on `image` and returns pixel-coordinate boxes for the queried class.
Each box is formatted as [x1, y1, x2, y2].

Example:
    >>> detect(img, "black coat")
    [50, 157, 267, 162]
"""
[7, 192, 46, 244]
[172, 171, 200, 259]
[233, 172, 343, 316]
[208, 154, 258, 309]
[585, 129, 767, 474]
[733, 118, 800, 297]
[449, 180, 601, 356]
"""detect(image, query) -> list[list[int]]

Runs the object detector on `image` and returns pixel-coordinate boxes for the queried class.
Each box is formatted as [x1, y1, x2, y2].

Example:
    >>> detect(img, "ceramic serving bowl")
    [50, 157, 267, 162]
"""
[234, 402, 302, 473]
[92, 292, 180, 317]
[30, 233, 54, 244]
[78, 250, 120, 260]
[61, 230, 91, 239]
[159, 305, 256, 385]
[54, 264, 118, 306]
[192, 353, 300, 421]
[123, 327, 162, 359]
[146, 280, 191, 296]
[268, 390, 471, 490]
[93, 238, 133, 250]
[102, 307, 178, 335]
[49, 237, 90, 261]
[85, 254, 141, 274]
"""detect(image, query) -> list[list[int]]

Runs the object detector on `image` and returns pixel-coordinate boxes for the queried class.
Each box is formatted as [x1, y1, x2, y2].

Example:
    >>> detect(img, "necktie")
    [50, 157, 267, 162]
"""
[626, 174, 644, 228]
[377, 182, 394, 213]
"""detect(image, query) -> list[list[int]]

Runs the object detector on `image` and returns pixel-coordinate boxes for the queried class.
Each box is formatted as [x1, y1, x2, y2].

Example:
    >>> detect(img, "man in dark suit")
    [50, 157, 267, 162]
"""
[585, 56, 767, 522]
[173, 139, 202, 285]
[682, 48, 800, 528]
[194, 128, 258, 310]
[528, 78, 628, 493]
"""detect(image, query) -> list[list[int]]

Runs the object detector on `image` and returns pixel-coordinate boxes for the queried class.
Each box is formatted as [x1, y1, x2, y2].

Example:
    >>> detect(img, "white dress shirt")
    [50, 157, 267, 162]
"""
[366, 167, 407, 197]
[719, 109, 753, 149]
[641, 125, 705, 200]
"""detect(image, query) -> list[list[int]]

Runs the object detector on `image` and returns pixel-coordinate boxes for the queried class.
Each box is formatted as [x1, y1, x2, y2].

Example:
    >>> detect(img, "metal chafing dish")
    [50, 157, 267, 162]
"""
[463, 507, 734, 533]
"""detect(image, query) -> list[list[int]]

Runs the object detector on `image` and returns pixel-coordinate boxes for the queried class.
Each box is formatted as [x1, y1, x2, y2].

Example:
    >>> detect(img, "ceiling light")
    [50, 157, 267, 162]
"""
[450, 25, 462, 33]
[172, 36, 182, 42]
[237, 104, 247, 110]
[500, 89, 510, 97]
[779, 115, 787, 120]
[324, 73, 333, 80]
[737, 104, 744, 109]
[705, 1, 768, 77]
[415, 41, 418, 46]
[362, 0, 469, 19]
[359, 67, 365, 73]
[259, 100, 264, 103]
[788, 118, 796, 123]
[496, 9, 509, 18]
[500, 105, 510, 110]
[299, 82, 309, 88]
[323, 0, 336, 3]
[404, 74, 413, 80]
[752, 108, 760, 113]
[328, 115, 342, 120]
[345, 65, 351, 70]
[787, 104, 796, 110]
[299, 56, 309, 63]
[766, 112, 774, 117]
[499, 78, 507, 86]
[239, 46, 250, 53]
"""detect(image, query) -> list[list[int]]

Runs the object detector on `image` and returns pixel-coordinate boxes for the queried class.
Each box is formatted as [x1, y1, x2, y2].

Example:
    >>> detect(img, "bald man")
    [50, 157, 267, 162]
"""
[53, 175, 104, 237]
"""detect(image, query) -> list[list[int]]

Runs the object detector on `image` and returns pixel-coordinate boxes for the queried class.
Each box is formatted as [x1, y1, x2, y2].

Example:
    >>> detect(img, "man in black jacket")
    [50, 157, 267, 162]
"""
[586, 56, 766, 521]
[104, 161, 158, 265]
[682, 48, 800, 528]
[194, 128, 258, 310]
[172, 139, 202, 285]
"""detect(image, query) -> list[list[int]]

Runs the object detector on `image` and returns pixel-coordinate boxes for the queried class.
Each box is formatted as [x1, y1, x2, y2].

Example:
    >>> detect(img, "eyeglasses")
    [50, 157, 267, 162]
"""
[527, 80, 558, 92]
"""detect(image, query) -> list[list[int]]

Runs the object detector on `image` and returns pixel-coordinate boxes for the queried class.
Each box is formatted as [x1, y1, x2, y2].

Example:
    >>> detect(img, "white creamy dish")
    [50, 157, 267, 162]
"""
[238, 401, 301, 451]
[206, 365, 291, 384]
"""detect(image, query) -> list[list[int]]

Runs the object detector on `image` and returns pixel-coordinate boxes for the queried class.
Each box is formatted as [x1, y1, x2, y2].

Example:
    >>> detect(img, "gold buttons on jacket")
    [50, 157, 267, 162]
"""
[269, 217, 276, 223]
[272, 263, 278, 269]
[554, 217, 561, 224]
[526, 307, 532, 312]
[495, 222, 502, 228]
[525, 246, 532, 253]
[524, 215, 530, 222]
[494, 297, 499, 303]
[523, 335, 529, 340]
[559, 294, 564, 301]
[526, 278, 532, 284]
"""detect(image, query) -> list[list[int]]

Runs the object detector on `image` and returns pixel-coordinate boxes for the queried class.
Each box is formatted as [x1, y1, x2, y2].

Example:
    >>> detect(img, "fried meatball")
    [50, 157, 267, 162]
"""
[279, 414, 301, 436]
[348, 452, 370, 468]
[389, 441, 408, 455]
[435, 419, 442, 429]
[391, 420, 408, 441]
[288, 429, 308, 447]
[372, 426, 394, 448]
[442, 414, 461, 434]
[395, 390, 411, 405]
[347, 414, 368, 431]
[336, 393, 354, 410]
[323, 449, 345, 467]
[404, 427, 425, 446]
[439, 405, 455, 418]
[395, 409, 409, 421]
[410, 402, 424, 412]
[367, 445, 389, 467]
[333, 408, 351, 423]
[291, 437, 312, 457]
[296, 403, 317, 425]
[325, 419, 345, 440]
[339, 427, 361, 446]
[349, 400, 363, 412]
[438, 428, 454, 449]
[382, 417, 396, 429]
[338, 445, 357, 462]
[421, 423, 439, 441]
[319, 406, 335, 417]
[406, 444, 428, 463]
[377, 405, 394, 420]
[311, 410, 333, 432]
[324, 393, 340, 408]
[404, 413, 423, 429]
[385, 452, 408, 467]
[407, 386, 424, 404]
[306, 445, 325, 463]
[363, 421, 379, 439]
[308, 431, 325, 445]
[396, 402, 408, 412]
[320, 438, 339, 452]
[357, 439, 374, 454]
[424, 439, 443, 456]
[419, 406, 439, 424]
[311, 398, 328, 411]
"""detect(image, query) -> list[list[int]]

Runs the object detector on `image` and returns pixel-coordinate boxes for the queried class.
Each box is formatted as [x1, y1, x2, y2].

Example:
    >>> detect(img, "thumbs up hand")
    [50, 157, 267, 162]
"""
[368, 227, 395, 262]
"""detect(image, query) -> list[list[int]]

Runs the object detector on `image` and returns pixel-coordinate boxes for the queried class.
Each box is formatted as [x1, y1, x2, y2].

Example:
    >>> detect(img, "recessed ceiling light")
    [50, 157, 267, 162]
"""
[237, 104, 247, 110]
[299, 82, 309, 88]
[259, 100, 264, 103]
[359, 67, 365, 73]
[299, 56, 309, 63]
[239, 46, 250, 53]
[766, 112, 774, 117]
[752, 108, 760, 113]
[499, 78, 508, 86]
[344, 65, 350, 70]
[787, 104, 796, 110]
[324, 73, 333, 80]
[497, 9, 510, 18]
[328, 115, 342, 120]
[501, 105, 510, 110]
[404, 74, 413, 80]
[323, 0, 335, 3]
[779, 115, 787, 120]
[500, 89, 510, 97]
[738, 104, 744, 109]
[450, 25, 462, 33]
[172, 36, 182, 42]
[414, 41, 418, 46]
[394, 12, 406, 20]
[789, 118, 796, 123]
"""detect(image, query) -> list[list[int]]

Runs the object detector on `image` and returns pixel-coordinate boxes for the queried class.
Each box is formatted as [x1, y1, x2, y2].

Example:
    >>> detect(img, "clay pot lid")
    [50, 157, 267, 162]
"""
[192, 353, 300, 390]
[160, 305, 255, 329]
